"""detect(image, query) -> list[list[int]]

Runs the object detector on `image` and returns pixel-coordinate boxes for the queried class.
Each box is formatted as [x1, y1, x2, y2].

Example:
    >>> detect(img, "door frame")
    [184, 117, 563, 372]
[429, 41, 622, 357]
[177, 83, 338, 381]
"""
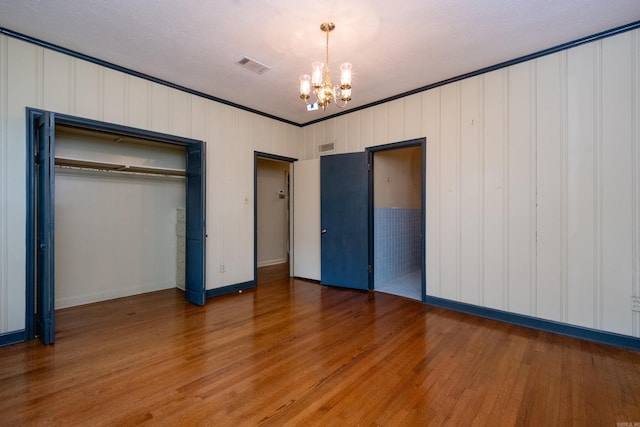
[367, 137, 426, 302]
[25, 108, 207, 343]
[253, 152, 297, 284]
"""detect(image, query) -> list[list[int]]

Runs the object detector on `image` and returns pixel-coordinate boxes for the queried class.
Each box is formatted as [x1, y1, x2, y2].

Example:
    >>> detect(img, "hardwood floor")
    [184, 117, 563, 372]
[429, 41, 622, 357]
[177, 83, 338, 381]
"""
[257, 262, 291, 284]
[1, 274, 640, 426]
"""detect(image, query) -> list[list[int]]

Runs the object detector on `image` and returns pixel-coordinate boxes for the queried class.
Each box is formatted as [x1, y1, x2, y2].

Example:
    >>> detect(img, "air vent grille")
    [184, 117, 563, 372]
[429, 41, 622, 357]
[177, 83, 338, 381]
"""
[236, 57, 271, 75]
[318, 142, 335, 154]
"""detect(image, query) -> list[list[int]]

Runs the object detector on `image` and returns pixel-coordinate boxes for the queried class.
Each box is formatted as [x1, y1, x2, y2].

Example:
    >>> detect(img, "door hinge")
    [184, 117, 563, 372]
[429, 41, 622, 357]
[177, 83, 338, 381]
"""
[368, 265, 372, 273]
[368, 163, 371, 171]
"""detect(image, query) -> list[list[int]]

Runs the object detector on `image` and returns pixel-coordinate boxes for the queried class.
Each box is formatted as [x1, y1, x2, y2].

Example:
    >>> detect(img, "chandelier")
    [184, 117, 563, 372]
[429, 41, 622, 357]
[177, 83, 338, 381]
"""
[299, 22, 352, 111]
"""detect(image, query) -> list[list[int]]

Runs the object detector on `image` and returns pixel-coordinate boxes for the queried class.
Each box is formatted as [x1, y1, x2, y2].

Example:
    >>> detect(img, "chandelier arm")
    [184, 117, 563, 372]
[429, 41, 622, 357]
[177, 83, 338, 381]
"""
[334, 99, 348, 108]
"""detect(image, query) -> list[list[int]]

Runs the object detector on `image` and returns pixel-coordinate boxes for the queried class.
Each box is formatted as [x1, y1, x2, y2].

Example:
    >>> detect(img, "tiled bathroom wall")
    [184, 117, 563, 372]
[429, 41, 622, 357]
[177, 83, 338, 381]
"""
[374, 208, 422, 284]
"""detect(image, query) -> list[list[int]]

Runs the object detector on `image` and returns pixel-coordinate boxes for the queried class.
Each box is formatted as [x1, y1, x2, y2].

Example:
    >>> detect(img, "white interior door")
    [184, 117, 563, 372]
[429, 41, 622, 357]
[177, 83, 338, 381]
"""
[292, 158, 320, 280]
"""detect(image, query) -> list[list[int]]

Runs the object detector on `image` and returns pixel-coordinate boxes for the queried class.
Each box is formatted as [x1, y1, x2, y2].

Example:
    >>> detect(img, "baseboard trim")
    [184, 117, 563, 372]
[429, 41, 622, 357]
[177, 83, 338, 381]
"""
[257, 259, 287, 268]
[424, 296, 640, 351]
[206, 281, 256, 299]
[0, 330, 26, 347]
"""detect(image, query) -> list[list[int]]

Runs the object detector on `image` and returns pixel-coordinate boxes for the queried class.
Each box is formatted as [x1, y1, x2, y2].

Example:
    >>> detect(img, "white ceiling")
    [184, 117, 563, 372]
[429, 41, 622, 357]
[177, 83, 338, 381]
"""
[1, 0, 639, 125]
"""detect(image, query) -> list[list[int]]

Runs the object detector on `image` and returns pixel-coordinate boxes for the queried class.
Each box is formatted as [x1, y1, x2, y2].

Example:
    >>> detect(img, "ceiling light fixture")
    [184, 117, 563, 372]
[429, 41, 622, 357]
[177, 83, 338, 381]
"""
[299, 22, 352, 111]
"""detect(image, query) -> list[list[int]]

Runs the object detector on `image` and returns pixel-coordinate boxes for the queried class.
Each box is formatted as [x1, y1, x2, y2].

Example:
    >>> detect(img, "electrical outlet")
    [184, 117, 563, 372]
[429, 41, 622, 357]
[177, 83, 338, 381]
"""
[219, 263, 225, 273]
[632, 297, 640, 312]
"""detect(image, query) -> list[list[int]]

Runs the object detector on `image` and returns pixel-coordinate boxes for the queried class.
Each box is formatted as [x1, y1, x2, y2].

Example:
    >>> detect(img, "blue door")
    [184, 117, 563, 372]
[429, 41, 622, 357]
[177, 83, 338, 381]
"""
[320, 152, 369, 290]
[185, 143, 206, 305]
[35, 112, 55, 345]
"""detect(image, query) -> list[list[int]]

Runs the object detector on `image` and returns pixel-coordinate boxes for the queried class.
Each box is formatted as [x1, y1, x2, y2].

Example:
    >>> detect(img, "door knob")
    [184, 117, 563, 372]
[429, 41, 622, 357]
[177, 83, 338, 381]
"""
[321, 229, 327, 234]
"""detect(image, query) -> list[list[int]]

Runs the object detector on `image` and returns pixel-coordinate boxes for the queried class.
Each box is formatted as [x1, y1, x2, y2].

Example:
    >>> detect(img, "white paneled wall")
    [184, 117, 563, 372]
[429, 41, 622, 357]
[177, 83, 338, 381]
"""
[4, 38, 39, 333]
[0, 35, 301, 334]
[301, 29, 640, 337]
[1, 28, 638, 339]
[482, 70, 508, 312]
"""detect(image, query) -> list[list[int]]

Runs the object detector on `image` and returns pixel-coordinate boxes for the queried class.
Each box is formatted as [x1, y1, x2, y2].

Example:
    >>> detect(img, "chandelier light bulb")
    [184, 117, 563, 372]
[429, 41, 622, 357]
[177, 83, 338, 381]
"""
[340, 63, 352, 89]
[299, 74, 311, 99]
[311, 62, 324, 88]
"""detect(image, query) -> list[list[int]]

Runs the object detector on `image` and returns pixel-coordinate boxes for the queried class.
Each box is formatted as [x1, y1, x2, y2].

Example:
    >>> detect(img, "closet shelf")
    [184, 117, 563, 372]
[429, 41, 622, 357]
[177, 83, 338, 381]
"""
[55, 157, 186, 177]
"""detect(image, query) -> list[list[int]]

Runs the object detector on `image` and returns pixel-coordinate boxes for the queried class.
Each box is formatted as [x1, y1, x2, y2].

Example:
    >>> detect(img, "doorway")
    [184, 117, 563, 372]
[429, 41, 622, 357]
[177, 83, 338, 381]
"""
[54, 127, 187, 309]
[253, 152, 296, 284]
[26, 109, 206, 345]
[313, 138, 425, 299]
[371, 144, 424, 300]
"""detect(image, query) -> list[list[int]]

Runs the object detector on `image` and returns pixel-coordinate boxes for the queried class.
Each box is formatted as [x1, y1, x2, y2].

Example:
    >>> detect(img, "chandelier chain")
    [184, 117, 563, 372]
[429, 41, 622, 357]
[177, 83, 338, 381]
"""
[325, 29, 330, 69]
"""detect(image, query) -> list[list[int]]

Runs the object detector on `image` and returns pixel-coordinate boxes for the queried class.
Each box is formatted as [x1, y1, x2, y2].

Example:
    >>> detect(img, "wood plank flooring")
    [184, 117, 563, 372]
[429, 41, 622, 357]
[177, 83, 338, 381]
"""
[1, 272, 640, 425]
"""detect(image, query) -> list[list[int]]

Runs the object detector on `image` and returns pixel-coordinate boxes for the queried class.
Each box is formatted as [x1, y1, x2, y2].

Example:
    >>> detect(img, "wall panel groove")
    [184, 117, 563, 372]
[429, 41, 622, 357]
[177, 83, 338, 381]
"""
[0, 35, 7, 333]
[478, 77, 485, 306]
[502, 70, 510, 311]
[123, 74, 131, 125]
[36, 47, 43, 108]
[69, 57, 76, 115]
[561, 51, 569, 323]
[98, 66, 104, 121]
[594, 40, 603, 330]
[457, 83, 463, 302]
[529, 61, 537, 317]
[633, 30, 640, 337]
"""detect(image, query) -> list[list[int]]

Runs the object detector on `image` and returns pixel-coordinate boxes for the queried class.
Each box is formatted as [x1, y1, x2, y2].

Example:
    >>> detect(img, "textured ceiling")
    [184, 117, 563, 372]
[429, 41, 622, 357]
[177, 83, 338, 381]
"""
[1, 0, 639, 125]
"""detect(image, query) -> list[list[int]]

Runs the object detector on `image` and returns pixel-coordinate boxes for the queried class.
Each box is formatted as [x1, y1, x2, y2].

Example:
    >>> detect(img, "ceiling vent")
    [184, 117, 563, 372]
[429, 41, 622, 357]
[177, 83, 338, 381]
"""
[318, 142, 335, 155]
[236, 56, 271, 75]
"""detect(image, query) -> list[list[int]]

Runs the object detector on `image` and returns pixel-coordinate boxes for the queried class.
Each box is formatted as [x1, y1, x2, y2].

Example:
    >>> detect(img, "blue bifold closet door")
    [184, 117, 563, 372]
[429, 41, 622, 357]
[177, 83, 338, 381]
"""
[31, 112, 207, 347]
[35, 112, 56, 345]
[185, 142, 206, 305]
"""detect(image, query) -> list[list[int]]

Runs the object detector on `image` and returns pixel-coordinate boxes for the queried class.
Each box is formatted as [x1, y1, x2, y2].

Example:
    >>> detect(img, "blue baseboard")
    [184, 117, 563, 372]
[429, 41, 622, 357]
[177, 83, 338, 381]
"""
[424, 296, 640, 351]
[0, 330, 26, 347]
[206, 281, 256, 299]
